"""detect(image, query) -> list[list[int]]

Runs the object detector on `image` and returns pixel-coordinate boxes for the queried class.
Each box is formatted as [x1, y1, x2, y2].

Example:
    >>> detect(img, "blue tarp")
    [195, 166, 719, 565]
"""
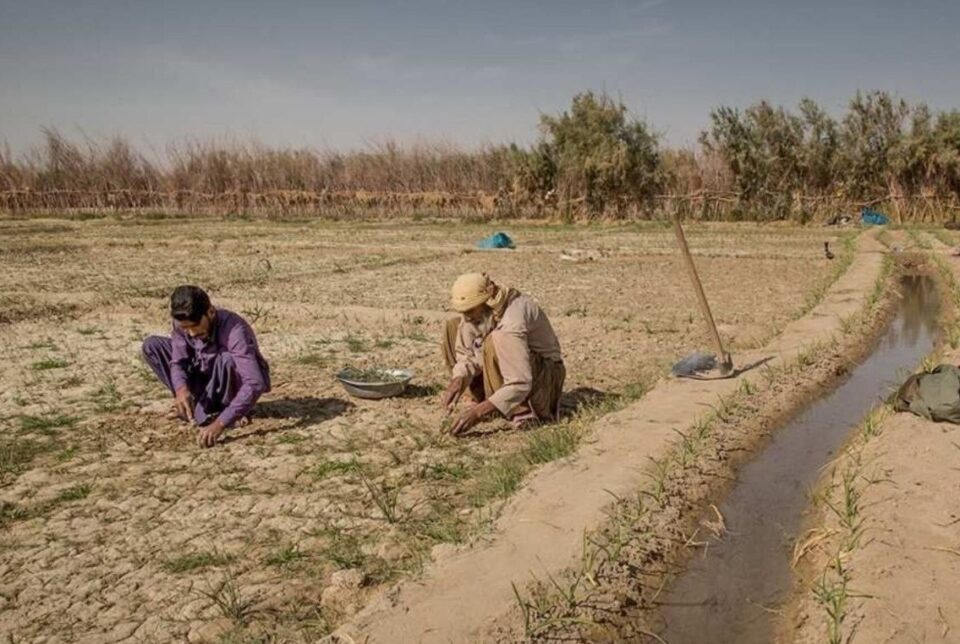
[860, 207, 890, 226]
[476, 232, 516, 249]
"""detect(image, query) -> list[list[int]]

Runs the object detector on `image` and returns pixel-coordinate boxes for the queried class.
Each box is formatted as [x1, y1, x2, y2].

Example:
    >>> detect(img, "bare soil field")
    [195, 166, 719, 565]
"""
[0, 215, 844, 642]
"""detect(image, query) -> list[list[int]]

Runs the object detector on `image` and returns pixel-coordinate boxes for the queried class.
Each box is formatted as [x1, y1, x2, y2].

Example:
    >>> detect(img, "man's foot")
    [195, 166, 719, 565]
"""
[509, 407, 539, 430]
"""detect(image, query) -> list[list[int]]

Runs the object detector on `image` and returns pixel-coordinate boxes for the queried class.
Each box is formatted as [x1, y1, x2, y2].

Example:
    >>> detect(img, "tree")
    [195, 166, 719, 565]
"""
[700, 100, 806, 218]
[797, 98, 840, 193]
[838, 90, 909, 198]
[522, 91, 663, 216]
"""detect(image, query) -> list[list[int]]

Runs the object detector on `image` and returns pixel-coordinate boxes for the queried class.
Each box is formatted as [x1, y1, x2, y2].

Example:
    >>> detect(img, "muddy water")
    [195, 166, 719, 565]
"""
[658, 275, 939, 644]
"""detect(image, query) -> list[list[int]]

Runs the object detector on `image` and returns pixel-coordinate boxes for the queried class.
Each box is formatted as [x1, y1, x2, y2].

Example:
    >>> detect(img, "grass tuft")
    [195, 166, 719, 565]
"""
[419, 462, 469, 481]
[164, 550, 235, 574]
[345, 334, 368, 353]
[813, 556, 850, 644]
[358, 468, 406, 524]
[318, 528, 367, 569]
[474, 456, 526, 504]
[1, 438, 54, 476]
[55, 483, 92, 503]
[523, 425, 580, 465]
[18, 413, 77, 434]
[197, 572, 253, 625]
[32, 358, 69, 371]
[296, 352, 327, 366]
[265, 545, 306, 568]
[311, 457, 359, 479]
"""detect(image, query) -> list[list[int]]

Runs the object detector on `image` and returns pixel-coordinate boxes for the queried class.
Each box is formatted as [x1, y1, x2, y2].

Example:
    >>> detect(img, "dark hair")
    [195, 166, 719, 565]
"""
[170, 285, 211, 323]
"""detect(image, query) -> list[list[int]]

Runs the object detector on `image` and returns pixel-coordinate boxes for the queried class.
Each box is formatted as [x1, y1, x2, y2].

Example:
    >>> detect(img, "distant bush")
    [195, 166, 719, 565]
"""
[701, 91, 960, 220]
[520, 91, 663, 217]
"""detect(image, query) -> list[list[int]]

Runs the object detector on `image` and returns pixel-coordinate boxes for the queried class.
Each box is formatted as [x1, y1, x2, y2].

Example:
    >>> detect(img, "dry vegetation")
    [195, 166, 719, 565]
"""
[3, 90, 960, 221]
[0, 215, 847, 641]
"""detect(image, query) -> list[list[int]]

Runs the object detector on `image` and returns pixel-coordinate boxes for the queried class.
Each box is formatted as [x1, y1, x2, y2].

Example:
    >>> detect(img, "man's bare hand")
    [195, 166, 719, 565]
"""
[450, 400, 496, 436]
[441, 376, 466, 411]
[174, 387, 195, 423]
[197, 420, 225, 448]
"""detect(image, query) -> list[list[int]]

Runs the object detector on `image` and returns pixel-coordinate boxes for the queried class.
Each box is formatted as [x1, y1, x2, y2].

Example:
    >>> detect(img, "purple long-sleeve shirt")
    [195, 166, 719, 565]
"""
[169, 309, 271, 428]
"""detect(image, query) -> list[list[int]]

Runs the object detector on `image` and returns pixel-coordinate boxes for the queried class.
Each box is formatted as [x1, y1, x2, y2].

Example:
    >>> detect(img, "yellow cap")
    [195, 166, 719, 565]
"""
[450, 272, 494, 312]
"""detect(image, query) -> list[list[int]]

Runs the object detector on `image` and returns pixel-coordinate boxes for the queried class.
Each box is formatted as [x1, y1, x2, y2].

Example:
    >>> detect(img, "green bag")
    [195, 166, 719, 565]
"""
[892, 364, 960, 424]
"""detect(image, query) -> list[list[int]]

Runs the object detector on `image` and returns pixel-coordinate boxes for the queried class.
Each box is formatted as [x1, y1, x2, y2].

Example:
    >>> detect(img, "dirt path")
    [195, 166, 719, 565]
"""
[782, 231, 960, 643]
[332, 231, 885, 643]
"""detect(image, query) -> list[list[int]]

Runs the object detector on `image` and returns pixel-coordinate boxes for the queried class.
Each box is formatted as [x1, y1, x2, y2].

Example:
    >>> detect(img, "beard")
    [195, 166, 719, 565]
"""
[473, 309, 496, 337]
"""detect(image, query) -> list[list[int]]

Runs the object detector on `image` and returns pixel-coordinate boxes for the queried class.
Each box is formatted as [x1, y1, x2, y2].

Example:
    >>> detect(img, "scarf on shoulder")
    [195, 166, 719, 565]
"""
[487, 285, 520, 324]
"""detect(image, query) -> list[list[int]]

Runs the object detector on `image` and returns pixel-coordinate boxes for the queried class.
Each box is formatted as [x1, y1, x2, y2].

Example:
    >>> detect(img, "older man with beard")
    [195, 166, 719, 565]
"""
[441, 273, 565, 435]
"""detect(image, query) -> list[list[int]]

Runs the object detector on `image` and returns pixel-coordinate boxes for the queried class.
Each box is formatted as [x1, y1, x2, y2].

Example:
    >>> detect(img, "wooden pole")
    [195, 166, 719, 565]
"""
[671, 214, 733, 375]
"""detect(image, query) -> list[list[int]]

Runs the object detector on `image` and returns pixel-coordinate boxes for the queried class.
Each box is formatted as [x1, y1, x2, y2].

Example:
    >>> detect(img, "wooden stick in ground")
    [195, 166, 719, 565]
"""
[672, 213, 733, 375]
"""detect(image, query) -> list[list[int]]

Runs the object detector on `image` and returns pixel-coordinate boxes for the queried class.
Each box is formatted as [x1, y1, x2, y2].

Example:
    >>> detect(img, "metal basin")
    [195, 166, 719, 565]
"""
[336, 368, 415, 400]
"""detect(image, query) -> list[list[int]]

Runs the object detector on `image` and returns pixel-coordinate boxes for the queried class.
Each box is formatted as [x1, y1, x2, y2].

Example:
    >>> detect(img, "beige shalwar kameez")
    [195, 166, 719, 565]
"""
[441, 292, 565, 421]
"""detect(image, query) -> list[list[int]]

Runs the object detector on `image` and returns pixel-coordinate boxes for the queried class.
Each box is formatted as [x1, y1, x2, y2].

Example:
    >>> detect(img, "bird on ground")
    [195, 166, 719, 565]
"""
[824, 241, 835, 260]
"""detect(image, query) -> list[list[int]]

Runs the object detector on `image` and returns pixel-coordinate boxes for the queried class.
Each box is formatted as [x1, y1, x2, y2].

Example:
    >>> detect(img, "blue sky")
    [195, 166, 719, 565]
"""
[1, 0, 959, 154]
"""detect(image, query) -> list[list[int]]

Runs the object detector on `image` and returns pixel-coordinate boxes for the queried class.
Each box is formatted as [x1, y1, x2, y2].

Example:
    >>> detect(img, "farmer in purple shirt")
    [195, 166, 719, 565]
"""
[141, 285, 271, 448]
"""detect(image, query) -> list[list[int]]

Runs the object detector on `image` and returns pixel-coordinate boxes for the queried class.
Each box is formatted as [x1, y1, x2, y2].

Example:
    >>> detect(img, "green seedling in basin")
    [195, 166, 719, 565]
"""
[340, 366, 409, 383]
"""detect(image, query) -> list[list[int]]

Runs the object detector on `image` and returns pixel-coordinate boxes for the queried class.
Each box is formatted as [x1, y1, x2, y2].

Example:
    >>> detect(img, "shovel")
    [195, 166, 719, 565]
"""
[670, 214, 734, 379]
